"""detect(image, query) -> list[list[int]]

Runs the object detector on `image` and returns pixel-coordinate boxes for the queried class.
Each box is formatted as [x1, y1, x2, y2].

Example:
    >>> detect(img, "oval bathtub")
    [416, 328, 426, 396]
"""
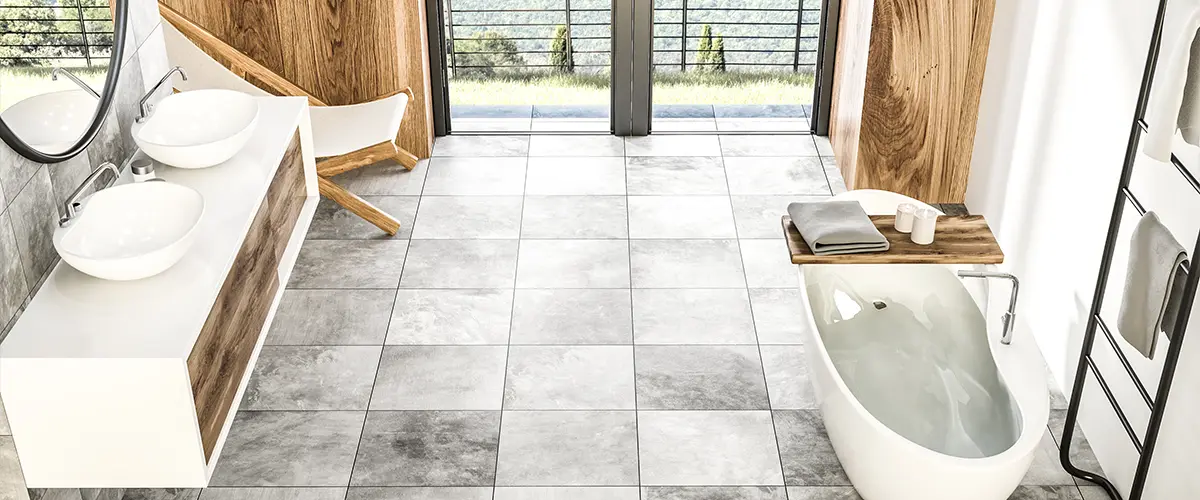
[796, 263, 1048, 500]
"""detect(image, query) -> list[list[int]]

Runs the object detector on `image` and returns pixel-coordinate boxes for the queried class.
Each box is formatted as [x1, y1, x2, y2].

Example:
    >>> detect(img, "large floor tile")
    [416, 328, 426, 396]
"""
[346, 487, 491, 500]
[288, 240, 409, 289]
[644, 487, 787, 500]
[760, 346, 817, 409]
[411, 196, 524, 239]
[625, 135, 722, 156]
[525, 157, 626, 195]
[510, 289, 633, 344]
[1048, 410, 1101, 476]
[653, 118, 718, 132]
[495, 487, 639, 500]
[784, 487, 862, 500]
[267, 290, 394, 345]
[495, 411, 638, 486]
[387, 289, 513, 345]
[521, 196, 628, 239]
[632, 289, 756, 344]
[432, 135, 530, 157]
[1008, 486, 1085, 500]
[423, 158, 527, 196]
[329, 160, 428, 196]
[716, 119, 811, 133]
[307, 196, 419, 240]
[630, 240, 746, 288]
[636, 346, 769, 410]
[242, 346, 381, 411]
[740, 239, 799, 288]
[1021, 430, 1077, 486]
[0, 437, 26, 500]
[114, 489, 202, 500]
[628, 196, 737, 239]
[209, 411, 365, 486]
[351, 411, 501, 486]
[370, 346, 508, 410]
[724, 157, 830, 195]
[639, 411, 783, 486]
[625, 156, 728, 195]
[529, 135, 625, 156]
[504, 346, 636, 409]
[774, 410, 849, 486]
[731, 196, 827, 239]
[749, 289, 808, 344]
[515, 240, 630, 288]
[200, 488, 346, 500]
[719, 135, 819, 157]
[400, 240, 519, 288]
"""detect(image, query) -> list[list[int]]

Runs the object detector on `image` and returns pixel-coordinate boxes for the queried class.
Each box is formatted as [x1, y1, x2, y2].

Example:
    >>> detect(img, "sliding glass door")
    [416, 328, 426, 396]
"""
[427, 0, 832, 135]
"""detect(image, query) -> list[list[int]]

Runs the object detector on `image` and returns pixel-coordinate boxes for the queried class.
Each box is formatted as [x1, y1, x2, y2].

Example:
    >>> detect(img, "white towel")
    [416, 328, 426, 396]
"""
[1144, 0, 1200, 162]
[1118, 212, 1187, 359]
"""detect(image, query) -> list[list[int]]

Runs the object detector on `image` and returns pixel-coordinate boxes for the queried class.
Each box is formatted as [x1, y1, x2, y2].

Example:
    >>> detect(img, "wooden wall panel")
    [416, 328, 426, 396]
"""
[158, 0, 435, 158]
[829, 0, 994, 203]
[828, 0, 874, 191]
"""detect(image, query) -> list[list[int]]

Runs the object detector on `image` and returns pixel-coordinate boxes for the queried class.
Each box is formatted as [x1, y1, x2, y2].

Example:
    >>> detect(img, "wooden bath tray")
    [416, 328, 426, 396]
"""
[782, 215, 1004, 265]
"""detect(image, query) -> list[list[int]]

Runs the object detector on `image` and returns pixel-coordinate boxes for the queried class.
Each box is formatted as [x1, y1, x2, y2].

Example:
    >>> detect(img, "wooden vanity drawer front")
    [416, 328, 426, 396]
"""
[267, 133, 306, 260]
[188, 130, 305, 461]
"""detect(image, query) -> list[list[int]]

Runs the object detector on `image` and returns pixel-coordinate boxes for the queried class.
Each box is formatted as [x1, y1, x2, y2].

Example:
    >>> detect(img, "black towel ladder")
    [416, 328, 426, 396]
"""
[1061, 0, 1200, 498]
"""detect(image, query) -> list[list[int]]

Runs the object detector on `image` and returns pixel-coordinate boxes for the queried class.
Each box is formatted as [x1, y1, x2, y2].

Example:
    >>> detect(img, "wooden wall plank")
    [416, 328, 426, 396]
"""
[828, 0, 874, 191]
[830, 0, 995, 204]
[395, 0, 434, 157]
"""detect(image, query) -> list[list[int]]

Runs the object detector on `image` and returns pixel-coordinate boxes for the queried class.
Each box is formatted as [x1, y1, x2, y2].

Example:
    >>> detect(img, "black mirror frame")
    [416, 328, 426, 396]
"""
[0, 0, 129, 164]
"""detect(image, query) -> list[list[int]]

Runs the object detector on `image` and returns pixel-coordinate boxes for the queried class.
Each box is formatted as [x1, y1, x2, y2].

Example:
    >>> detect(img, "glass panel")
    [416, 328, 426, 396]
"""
[650, 0, 818, 133]
[443, 0, 612, 133]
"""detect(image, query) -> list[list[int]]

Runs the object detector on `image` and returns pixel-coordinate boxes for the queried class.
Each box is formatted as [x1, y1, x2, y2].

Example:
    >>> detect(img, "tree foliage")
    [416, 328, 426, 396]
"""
[454, 31, 526, 77]
[713, 35, 727, 72]
[696, 24, 713, 71]
[0, 0, 113, 67]
[549, 25, 575, 74]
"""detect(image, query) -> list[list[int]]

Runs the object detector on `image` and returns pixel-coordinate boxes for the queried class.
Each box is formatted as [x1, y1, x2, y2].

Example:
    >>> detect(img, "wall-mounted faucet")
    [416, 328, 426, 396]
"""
[138, 66, 188, 123]
[957, 270, 1020, 345]
[51, 68, 100, 99]
[60, 162, 120, 227]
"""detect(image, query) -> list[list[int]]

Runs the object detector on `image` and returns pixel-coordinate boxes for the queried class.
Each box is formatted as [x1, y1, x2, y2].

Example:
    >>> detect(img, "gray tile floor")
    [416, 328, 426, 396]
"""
[0, 134, 1108, 500]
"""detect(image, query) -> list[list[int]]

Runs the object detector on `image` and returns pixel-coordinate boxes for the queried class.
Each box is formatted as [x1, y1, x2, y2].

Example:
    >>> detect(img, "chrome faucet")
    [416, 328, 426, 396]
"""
[957, 270, 1020, 345]
[51, 68, 100, 99]
[138, 66, 187, 123]
[60, 162, 120, 227]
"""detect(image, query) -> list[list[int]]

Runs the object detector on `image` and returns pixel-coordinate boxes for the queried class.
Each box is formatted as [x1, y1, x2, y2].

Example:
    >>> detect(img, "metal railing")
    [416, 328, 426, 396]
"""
[0, 2, 114, 67]
[442, 0, 821, 76]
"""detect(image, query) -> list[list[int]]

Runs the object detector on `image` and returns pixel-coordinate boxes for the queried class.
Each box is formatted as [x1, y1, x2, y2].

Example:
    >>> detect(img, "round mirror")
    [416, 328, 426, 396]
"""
[0, 0, 128, 164]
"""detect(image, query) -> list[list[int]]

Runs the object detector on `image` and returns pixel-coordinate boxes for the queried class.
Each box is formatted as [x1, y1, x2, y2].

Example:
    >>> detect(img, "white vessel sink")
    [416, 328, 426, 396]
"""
[0, 90, 97, 153]
[53, 182, 205, 281]
[133, 89, 259, 169]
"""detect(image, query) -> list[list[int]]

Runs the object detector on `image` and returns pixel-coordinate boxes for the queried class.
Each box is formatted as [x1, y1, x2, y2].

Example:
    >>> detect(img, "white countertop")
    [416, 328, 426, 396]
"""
[0, 97, 309, 360]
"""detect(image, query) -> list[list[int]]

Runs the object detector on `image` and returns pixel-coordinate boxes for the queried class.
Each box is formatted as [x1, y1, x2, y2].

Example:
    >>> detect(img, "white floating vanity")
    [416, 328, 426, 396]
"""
[0, 97, 318, 488]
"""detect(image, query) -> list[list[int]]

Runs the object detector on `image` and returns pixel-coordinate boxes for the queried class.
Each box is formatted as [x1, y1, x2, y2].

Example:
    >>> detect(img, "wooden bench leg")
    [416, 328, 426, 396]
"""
[317, 177, 401, 236]
[316, 141, 401, 177]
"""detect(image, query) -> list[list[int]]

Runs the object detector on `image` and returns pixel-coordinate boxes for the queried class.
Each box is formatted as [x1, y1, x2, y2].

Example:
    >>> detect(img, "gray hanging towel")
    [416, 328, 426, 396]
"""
[787, 200, 890, 256]
[1118, 212, 1188, 359]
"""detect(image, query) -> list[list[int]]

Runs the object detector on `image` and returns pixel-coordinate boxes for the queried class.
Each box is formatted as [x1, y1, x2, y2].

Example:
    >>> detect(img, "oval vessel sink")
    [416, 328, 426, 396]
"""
[0, 90, 97, 153]
[133, 89, 259, 169]
[54, 182, 205, 281]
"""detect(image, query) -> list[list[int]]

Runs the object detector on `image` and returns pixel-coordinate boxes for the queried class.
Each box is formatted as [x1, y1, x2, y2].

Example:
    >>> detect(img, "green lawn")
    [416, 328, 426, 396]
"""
[448, 71, 814, 106]
[1, 66, 108, 110]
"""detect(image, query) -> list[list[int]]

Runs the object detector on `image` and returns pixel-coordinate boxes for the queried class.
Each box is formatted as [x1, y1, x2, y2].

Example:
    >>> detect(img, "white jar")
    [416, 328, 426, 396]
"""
[911, 208, 938, 245]
[895, 203, 916, 233]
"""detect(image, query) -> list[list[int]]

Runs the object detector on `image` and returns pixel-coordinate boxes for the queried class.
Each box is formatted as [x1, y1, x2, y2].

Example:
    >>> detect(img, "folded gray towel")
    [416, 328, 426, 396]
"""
[788, 200, 890, 255]
[1118, 212, 1187, 359]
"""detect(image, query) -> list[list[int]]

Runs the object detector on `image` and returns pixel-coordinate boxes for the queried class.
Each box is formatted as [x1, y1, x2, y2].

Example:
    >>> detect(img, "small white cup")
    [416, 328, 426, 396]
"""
[895, 203, 916, 233]
[911, 208, 938, 245]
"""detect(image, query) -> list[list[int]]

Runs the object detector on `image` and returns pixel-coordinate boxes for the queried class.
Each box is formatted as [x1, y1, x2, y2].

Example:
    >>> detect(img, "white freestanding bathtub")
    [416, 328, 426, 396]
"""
[793, 191, 1048, 500]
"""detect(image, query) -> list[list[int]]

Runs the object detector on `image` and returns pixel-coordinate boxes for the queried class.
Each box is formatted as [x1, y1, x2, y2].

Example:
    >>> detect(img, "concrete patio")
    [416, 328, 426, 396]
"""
[451, 104, 813, 133]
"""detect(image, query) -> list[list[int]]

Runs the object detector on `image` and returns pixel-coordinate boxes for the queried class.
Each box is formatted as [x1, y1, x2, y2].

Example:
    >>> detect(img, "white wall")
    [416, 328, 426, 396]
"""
[968, 0, 1200, 497]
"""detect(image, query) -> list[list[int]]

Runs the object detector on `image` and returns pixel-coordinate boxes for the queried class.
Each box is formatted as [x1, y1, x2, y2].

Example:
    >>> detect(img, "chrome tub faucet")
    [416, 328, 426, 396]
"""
[957, 270, 1020, 345]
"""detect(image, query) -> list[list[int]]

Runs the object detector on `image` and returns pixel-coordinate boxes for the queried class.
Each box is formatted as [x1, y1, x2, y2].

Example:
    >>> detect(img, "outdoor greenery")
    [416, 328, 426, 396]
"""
[550, 25, 575, 74]
[694, 25, 727, 72]
[0, 0, 113, 67]
[448, 70, 813, 106]
[453, 31, 526, 77]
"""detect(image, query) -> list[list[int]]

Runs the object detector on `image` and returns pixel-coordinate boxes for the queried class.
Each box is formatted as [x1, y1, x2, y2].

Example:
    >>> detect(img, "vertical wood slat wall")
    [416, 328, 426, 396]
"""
[829, 0, 995, 204]
[158, 0, 435, 158]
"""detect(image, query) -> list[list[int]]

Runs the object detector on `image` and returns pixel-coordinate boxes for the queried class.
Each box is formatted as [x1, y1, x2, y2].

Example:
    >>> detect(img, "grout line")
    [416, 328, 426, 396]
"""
[624, 143, 645, 500]
[719, 136, 794, 496]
